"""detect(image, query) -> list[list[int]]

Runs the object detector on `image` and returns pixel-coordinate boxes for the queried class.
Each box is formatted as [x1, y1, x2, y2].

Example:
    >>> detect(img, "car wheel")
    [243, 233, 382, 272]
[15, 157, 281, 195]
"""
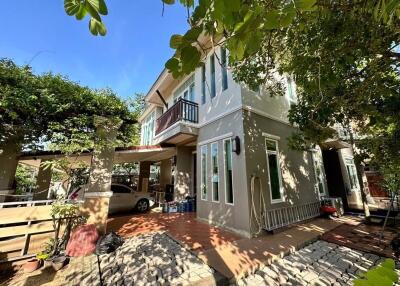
[136, 199, 149, 213]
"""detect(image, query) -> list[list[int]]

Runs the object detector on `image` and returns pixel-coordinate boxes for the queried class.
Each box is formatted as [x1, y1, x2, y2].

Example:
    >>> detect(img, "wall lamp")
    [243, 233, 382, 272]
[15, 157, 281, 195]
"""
[232, 136, 241, 155]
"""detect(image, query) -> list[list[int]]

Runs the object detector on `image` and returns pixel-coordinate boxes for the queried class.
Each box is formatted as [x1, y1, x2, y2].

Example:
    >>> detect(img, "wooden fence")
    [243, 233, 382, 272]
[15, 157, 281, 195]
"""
[0, 200, 57, 263]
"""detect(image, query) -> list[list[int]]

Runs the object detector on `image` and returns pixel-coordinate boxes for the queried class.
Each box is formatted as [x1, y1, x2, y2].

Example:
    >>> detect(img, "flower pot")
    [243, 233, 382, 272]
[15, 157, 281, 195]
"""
[51, 255, 69, 271]
[23, 259, 41, 273]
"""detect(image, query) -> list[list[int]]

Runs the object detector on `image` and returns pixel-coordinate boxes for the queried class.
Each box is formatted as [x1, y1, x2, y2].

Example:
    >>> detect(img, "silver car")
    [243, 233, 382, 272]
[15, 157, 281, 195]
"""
[70, 183, 153, 214]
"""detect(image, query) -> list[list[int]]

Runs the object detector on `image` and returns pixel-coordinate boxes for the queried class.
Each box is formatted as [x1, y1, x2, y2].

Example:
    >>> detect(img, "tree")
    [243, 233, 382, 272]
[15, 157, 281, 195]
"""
[0, 58, 137, 152]
[126, 93, 146, 145]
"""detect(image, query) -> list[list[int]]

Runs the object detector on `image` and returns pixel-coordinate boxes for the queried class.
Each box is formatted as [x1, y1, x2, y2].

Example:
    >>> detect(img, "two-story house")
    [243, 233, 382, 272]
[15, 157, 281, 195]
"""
[138, 46, 364, 237]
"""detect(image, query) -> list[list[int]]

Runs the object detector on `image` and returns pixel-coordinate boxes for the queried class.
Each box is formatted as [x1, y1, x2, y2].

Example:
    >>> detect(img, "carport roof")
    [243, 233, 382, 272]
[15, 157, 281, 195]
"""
[19, 145, 176, 168]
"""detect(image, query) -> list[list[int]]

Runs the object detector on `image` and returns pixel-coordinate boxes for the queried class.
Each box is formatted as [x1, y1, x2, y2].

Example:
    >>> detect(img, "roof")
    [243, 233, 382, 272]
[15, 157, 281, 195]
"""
[19, 145, 176, 168]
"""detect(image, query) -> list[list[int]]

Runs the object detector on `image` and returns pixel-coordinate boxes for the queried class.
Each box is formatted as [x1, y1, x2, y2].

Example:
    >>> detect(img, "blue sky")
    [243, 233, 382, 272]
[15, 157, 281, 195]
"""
[0, 1, 189, 99]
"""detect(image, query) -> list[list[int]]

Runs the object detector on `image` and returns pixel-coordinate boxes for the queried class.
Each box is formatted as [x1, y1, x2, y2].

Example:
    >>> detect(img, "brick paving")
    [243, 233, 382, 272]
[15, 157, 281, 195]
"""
[237, 240, 399, 286]
[197, 217, 354, 281]
[107, 212, 242, 252]
[321, 223, 398, 258]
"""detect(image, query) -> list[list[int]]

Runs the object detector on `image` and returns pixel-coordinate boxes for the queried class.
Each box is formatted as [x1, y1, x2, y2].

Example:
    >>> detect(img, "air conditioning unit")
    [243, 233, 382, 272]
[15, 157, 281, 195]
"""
[321, 197, 344, 217]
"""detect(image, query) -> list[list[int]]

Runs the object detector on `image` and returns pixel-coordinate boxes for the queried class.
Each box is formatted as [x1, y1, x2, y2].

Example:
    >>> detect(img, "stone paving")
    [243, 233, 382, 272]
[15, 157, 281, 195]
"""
[79, 232, 218, 286]
[0, 232, 219, 286]
[236, 240, 399, 286]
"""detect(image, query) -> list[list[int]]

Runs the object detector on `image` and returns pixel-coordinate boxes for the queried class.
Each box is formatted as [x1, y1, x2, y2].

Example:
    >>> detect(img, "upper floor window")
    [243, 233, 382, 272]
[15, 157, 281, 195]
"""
[201, 64, 206, 105]
[286, 76, 297, 105]
[221, 47, 228, 91]
[265, 138, 284, 203]
[210, 54, 216, 98]
[174, 74, 195, 103]
[141, 112, 155, 145]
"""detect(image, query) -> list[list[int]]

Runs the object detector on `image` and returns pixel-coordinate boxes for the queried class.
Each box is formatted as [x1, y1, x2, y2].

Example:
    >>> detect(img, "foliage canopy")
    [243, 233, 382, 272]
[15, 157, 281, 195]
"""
[0, 58, 137, 152]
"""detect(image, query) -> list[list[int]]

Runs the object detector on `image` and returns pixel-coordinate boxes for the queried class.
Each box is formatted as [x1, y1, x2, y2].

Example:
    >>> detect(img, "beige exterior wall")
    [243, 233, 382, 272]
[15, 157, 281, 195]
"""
[242, 111, 320, 234]
[160, 159, 172, 190]
[241, 85, 292, 124]
[196, 110, 251, 237]
[174, 147, 195, 200]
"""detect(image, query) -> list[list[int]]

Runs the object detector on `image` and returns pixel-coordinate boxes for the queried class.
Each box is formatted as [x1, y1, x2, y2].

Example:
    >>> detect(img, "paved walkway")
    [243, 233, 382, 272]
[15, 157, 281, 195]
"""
[107, 212, 242, 252]
[321, 222, 398, 258]
[237, 240, 396, 286]
[108, 212, 361, 282]
[197, 217, 359, 281]
[1, 233, 220, 286]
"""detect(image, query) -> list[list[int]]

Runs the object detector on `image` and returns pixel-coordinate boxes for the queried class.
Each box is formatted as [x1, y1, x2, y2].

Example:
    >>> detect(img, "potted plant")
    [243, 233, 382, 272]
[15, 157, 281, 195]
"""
[36, 251, 51, 268]
[22, 258, 41, 273]
[52, 255, 70, 271]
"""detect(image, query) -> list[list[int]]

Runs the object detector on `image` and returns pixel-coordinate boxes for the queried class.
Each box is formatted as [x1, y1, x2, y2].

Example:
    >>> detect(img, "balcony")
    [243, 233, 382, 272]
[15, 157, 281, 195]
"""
[155, 98, 199, 135]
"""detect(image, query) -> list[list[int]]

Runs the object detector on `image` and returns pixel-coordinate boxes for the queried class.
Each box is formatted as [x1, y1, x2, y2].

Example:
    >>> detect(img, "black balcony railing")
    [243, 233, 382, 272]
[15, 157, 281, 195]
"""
[155, 98, 199, 135]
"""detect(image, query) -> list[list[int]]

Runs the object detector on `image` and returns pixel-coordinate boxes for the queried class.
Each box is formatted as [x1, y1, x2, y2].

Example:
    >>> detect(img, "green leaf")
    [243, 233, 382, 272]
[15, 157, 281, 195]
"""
[295, 0, 317, 10]
[85, 0, 102, 21]
[75, 5, 88, 20]
[264, 10, 280, 30]
[165, 57, 180, 72]
[170, 34, 183, 49]
[97, 21, 107, 36]
[230, 0, 241, 12]
[183, 27, 202, 42]
[162, 0, 175, 4]
[353, 279, 372, 286]
[180, 0, 194, 6]
[281, 7, 296, 27]
[89, 18, 106, 36]
[366, 269, 393, 286]
[87, 0, 108, 15]
[180, 46, 201, 73]
[376, 265, 398, 282]
[246, 31, 262, 55]
[64, 0, 80, 16]
[98, 0, 108, 15]
[381, 258, 395, 270]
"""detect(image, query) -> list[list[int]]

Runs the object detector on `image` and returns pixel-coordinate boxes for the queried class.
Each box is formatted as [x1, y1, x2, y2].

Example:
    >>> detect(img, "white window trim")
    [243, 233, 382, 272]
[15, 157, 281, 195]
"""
[141, 111, 155, 145]
[264, 136, 285, 204]
[311, 150, 327, 198]
[200, 145, 208, 201]
[223, 138, 234, 206]
[344, 156, 360, 192]
[197, 132, 233, 146]
[211, 142, 220, 203]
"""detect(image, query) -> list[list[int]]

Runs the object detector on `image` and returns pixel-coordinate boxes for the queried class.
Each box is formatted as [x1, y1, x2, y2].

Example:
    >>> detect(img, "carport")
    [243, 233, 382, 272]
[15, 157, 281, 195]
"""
[18, 145, 176, 199]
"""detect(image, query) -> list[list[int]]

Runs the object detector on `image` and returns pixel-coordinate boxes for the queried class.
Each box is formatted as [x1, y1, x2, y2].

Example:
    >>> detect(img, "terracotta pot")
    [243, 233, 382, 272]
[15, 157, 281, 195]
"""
[51, 256, 69, 271]
[23, 259, 41, 273]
